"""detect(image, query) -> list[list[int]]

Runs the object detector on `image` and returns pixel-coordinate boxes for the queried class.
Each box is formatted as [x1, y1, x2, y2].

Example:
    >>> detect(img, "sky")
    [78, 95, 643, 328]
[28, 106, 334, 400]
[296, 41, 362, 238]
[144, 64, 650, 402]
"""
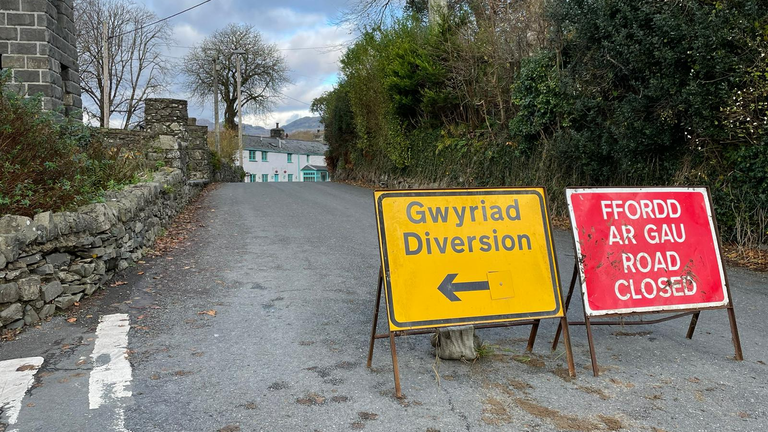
[132, 0, 357, 128]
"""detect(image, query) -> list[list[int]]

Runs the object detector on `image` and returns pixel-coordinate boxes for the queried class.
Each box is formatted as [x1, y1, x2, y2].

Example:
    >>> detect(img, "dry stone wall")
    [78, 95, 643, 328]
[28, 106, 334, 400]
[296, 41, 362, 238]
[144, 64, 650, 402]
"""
[0, 97, 242, 331]
[101, 99, 239, 183]
[0, 169, 199, 330]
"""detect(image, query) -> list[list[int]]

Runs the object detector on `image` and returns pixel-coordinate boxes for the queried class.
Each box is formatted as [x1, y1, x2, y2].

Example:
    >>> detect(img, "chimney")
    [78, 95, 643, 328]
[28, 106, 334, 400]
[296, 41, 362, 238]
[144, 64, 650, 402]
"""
[270, 122, 285, 139]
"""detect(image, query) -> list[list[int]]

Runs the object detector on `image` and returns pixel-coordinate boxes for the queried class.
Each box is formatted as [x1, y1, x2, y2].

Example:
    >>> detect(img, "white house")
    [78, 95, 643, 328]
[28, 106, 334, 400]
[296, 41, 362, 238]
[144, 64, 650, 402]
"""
[241, 124, 330, 183]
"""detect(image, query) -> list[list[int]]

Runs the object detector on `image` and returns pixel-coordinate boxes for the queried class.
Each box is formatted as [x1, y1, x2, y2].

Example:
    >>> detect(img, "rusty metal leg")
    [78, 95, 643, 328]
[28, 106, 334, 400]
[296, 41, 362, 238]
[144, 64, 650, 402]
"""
[685, 311, 700, 339]
[526, 320, 540, 352]
[553, 262, 579, 351]
[584, 315, 599, 377]
[727, 306, 744, 361]
[389, 332, 403, 398]
[366, 268, 384, 368]
[559, 317, 576, 377]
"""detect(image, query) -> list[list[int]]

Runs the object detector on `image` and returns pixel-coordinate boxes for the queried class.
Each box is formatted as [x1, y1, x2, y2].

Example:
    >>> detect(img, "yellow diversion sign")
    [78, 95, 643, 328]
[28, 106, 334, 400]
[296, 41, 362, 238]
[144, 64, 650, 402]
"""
[375, 188, 564, 331]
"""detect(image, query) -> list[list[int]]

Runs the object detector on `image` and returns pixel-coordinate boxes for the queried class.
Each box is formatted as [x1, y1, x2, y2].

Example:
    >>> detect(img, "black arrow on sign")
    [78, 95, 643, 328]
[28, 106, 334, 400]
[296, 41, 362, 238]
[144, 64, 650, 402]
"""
[438, 274, 490, 302]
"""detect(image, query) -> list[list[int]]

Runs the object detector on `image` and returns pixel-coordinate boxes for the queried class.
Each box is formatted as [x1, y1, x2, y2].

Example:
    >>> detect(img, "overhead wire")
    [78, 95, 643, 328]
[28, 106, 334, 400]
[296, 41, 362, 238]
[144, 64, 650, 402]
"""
[111, 0, 215, 39]
[160, 42, 354, 52]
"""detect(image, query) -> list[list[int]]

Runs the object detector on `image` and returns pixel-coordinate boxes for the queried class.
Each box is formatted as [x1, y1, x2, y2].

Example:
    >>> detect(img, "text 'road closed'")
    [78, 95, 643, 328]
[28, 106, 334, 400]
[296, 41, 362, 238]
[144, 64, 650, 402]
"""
[566, 187, 729, 316]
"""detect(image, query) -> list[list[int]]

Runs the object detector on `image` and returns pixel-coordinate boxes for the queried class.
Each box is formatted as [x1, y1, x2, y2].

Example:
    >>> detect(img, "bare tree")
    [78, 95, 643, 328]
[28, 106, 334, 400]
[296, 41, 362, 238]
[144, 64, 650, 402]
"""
[182, 24, 290, 131]
[336, 0, 428, 29]
[76, 0, 172, 128]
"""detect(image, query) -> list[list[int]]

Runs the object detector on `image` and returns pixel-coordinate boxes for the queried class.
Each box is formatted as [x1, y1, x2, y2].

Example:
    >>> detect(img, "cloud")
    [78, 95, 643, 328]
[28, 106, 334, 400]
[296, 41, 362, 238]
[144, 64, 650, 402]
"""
[100, 1, 357, 128]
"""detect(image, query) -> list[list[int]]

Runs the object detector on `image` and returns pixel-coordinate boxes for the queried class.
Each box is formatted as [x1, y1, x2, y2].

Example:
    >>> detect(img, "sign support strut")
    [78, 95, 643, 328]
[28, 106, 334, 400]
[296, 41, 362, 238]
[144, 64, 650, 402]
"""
[553, 261, 744, 376]
[368, 267, 577, 397]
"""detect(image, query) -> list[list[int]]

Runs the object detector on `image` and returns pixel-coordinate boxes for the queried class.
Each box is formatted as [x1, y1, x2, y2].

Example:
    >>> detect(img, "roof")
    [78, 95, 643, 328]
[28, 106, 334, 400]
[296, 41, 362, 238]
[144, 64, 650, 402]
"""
[301, 164, 328, 172]
[243, 134, 327, 155]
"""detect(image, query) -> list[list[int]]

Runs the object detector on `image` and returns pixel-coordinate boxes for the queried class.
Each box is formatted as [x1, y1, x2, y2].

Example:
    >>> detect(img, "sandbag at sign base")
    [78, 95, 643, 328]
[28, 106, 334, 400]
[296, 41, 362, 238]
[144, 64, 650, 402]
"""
[430, 325, 482, 360]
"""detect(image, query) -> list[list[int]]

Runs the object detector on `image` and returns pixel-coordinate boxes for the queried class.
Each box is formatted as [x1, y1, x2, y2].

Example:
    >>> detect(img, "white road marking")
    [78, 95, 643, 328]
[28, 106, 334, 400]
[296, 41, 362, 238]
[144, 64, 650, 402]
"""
[0, 356, 44, 426]
[89, 313, 132, 410]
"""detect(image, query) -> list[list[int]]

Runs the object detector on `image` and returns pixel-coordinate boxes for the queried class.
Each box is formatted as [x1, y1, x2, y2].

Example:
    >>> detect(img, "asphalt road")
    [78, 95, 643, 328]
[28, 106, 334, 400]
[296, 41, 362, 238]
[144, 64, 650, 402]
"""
[1, 182, 767, 432]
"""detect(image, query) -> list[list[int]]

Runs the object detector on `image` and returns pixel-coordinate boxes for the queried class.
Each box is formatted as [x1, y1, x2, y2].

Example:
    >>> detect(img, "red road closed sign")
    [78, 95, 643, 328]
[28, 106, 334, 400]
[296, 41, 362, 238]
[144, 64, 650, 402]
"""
[566, 187, 729, 316]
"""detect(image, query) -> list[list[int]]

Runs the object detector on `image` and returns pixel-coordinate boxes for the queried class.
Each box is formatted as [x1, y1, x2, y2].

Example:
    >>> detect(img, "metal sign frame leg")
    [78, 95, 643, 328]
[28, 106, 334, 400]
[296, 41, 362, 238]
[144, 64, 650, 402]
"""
[583, 311, 599, 376]
[366, 267, 384, 369]
[526, 320, 540, 352]
[366, 267, 404, 399]
[552, 263, 579, 351]
[707, 189, 744, 361]
[727, 305, 744, 360]
[559, 316, 577, 377]
[551, 262, 597, 375]
[686, 312, 700, 339]
[389, 332, 402, 398]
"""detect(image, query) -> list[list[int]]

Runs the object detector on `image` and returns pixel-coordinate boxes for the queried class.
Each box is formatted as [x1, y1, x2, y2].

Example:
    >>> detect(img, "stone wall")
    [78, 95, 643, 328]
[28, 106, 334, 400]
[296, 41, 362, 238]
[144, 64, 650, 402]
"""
[0, 96, 243, 331]
[0, 169, 201, 330]
[144, 98, 190, 175]
[100, 98, 242, 183]
[213, 160, 245, 183]
[187, 118, 211, 181]
[0, 0, 82, 117]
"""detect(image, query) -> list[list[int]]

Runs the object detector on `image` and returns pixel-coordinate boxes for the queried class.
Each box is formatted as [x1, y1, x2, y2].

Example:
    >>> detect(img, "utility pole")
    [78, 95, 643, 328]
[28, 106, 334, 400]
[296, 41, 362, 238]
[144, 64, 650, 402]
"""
[233, 49, 245, 168]
[102, 21, 109, 128]
[212, 56, 221, 154]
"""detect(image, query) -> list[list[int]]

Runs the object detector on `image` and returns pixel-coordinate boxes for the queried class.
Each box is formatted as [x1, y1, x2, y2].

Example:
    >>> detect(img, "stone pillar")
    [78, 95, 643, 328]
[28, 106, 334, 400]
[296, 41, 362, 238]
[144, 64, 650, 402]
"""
[0, 0, 82, 119]
[144, 98, 190, 176]
[187, 118, 211, 181]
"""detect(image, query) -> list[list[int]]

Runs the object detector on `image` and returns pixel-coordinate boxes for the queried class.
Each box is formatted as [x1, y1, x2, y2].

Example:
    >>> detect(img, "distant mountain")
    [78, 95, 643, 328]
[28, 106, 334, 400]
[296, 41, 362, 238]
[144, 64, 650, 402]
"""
[195, 119, 269, 136]
[195, 117, 323, 135]
[282, 116, 323, 133]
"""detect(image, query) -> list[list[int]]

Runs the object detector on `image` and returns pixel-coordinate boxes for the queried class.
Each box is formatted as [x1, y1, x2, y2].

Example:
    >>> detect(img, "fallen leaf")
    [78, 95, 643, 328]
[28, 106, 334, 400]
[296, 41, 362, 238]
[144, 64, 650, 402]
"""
[16, 364, 39, 372]
[138, 261, 146, 264]
[66, 317, 77, 323]
[137, 272, 145, 275]
[137, 315, 145, 320]
[86, 315, 93, 318]
[184, 266, 191, 269]
[111, 281, 127, 287]
[73, 302, 80, 306]
[198, 310, 217, 317]
[26, 403, 35, 407]
[134, 326, 150, 330]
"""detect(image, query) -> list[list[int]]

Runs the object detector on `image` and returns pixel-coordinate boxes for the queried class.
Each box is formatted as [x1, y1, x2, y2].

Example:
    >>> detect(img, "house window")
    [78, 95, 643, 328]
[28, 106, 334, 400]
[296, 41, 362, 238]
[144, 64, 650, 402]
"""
[261, 151, 268, 162]
[248, 150, 257, 161]
[288, 174, 293, 182]
[273, 174, 279, 182]
[302, 171, 317, 182]
[248, 174, 257, 182]
[262, 174, 269, 182]
[287, 153, 293, 163]
[307, 155, 310, 163]
[320, 171, 328, 182]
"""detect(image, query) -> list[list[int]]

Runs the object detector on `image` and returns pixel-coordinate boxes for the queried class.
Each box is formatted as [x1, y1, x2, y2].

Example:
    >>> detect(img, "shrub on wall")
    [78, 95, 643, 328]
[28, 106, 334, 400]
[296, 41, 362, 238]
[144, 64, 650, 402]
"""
[0, 72, 147, 217]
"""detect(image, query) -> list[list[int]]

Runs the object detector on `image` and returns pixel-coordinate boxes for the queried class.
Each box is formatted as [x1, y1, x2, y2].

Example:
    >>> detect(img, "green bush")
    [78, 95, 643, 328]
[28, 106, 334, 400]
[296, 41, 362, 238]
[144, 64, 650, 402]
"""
[315, 1, 768, 247]
[0, 72, 144, 217]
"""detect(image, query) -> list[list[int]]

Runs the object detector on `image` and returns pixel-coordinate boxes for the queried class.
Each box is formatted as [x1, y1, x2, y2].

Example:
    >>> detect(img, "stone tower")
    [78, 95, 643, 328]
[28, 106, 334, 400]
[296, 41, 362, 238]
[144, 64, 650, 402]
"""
[0, 0, 82, 118]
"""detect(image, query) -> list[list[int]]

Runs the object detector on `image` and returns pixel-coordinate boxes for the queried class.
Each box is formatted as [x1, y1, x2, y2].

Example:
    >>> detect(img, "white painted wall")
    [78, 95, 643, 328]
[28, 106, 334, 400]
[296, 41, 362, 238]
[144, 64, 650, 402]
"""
[242, 150, 326, 182]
